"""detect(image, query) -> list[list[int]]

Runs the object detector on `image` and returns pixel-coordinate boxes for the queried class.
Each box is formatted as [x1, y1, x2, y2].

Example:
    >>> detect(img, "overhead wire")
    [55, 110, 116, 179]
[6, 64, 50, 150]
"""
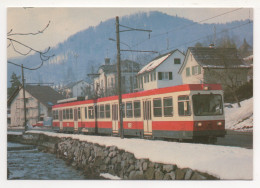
[131, 8, 243, 48]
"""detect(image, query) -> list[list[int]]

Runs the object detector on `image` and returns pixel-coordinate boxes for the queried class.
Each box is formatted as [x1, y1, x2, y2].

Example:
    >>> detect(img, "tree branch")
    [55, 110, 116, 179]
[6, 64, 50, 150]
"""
[7, 21, 51, 36]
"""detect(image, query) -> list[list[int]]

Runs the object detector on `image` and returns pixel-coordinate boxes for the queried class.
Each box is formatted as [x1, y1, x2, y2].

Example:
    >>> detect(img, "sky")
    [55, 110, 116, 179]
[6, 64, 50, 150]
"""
[6, 7, 254, 59]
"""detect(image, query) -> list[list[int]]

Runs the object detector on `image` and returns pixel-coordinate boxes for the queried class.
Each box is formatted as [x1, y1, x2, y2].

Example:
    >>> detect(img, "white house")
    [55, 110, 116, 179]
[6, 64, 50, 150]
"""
[65, 80, 91, 98]
[93, 58, 140, 97]
[7, 85, 64, 127]
[178, 47, 251, 88]
[136, 49, 185, 91]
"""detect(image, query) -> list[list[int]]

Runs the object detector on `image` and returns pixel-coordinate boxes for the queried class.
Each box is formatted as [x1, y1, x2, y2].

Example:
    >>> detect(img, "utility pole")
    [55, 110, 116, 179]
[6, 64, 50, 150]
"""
[116, 16, 124, 139]
[21, 64, 27, 132]
[114, 16, 157, 139]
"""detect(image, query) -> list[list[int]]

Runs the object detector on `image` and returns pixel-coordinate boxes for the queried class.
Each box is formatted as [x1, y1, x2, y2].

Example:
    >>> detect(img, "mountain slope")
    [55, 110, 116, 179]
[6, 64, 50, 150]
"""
[7, 11, 253, 87]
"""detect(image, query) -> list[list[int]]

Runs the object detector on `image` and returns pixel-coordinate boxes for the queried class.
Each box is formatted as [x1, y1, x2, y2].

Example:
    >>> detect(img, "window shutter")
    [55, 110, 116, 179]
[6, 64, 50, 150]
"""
[192, 66, 195, 75]
[169, 72, 172, 80]
[198, 66, 201, 74]
[158, 72, 162, 80]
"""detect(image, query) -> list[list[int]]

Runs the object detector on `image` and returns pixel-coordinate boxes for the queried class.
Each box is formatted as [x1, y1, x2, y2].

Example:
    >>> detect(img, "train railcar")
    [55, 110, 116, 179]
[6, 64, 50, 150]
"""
[52, 84, 226, 141]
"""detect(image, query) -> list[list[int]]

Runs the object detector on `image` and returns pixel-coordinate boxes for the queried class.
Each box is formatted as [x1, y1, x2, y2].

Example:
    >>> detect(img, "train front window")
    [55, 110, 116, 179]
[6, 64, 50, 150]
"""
[192, 94, 223, 116]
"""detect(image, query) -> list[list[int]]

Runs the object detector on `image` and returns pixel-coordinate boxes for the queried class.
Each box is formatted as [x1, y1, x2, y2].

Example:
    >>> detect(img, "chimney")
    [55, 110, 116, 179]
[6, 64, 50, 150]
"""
[105, 58, 110, 65]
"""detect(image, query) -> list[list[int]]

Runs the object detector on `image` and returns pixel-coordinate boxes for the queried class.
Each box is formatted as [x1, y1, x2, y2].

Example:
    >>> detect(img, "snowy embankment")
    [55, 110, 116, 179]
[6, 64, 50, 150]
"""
[225, 98, 253, 131]
[27, 130, 252, 180]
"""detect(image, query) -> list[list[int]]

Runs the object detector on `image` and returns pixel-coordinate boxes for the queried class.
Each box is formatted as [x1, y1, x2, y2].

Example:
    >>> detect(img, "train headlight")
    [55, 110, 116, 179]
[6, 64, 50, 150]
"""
[203, 86, 209, 90]
[196, 122, 202, 127]
[217, 121, 223, 126]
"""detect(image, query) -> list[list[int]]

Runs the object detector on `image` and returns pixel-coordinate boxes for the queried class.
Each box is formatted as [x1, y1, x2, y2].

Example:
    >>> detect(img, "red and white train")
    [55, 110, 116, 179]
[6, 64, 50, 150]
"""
[52, 84, 226, 141]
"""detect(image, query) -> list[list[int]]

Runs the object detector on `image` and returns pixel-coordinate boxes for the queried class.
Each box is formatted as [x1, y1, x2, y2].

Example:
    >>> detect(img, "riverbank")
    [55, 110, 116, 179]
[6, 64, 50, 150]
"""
[7, 131, 253, 180]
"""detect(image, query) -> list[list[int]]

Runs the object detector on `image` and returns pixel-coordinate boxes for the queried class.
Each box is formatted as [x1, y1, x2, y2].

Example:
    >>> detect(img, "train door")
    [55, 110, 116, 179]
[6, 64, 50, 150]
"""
[112, 103, 119, 134]
[143, 99, 152, 136]
[59, 110, 63, 131]
[74, 108, 78, 132]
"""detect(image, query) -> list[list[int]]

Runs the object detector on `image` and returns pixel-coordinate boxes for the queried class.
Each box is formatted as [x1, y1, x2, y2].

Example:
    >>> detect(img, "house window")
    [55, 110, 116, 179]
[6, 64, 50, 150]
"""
[186, 67, 190, 77]
[111, 78, 114, 87]
[163, 97, 173, 116]
[151, 72, 153, 81]
[134, 101, 141, 118]
[178, 96, 191, 116]
[154, 71, 156, 81]
[174, 58, 181, 64]
[158, 72, 172, 80]
[153, 98, 162, 117]
[192, 65, 201, 75]
[105, 104, 110, 118]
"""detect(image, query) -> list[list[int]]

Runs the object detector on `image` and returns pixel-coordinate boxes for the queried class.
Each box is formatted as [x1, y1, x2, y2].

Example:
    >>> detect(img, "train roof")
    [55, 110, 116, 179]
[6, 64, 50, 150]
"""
[52, 84, 222, 108]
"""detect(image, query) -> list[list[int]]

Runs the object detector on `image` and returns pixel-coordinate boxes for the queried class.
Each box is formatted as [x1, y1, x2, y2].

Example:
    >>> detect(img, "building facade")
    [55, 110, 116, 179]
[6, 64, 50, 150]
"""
[93, 58, 140, 97]
[7, 85, 64, 127]
[64, 80, 91, 98]
[178, 47, 251, 88]
[137, 49, 185, 91]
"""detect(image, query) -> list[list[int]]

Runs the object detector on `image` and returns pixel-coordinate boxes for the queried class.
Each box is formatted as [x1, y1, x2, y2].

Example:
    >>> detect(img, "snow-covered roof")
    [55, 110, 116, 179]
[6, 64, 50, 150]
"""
[138, 53, 171, 75]
[243, 55, 253, 61]
[179, 47, 251, 74]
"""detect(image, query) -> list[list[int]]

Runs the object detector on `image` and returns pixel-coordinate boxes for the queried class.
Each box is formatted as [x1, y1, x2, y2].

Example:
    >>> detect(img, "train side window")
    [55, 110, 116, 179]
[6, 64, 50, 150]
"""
[69, 108, 73, 119]
[134, 101, 141, 118]
[78, 107, 81, 119]
[126, 102, 133, 118]
[88, 106, 94, 119]
[100, 104, 105, 119]
[97, 105, 99, 119]
[163, 97, 173, 116]
[121, 102, 125, 118]
[153, 98, 162, 117]
[66, 109, 69, 119]
[85, 107, 88, 119]
[105, 104, 110, 118]
[178, 95, 191, 116]
[63, 109, 66, 119]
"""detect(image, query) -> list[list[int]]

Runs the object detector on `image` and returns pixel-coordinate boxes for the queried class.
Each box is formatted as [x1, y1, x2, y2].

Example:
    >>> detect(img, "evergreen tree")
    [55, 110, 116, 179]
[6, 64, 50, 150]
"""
[239, 38, 252, 57]
[8, 72, 21, 98]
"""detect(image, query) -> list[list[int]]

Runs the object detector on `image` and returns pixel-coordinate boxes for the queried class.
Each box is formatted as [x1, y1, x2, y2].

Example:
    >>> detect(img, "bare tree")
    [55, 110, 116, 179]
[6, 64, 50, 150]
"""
[7, 19, 54, 70]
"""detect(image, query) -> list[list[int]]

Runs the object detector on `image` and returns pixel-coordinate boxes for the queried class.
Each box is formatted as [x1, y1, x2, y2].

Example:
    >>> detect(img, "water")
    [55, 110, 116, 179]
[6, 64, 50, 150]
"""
[7, 142, 87, 180]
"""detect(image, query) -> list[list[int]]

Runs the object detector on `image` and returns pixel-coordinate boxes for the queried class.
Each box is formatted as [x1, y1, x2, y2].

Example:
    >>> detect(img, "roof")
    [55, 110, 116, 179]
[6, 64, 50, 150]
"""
[138, 49, 183, 75]
[25, 85, 65, 107]
[179, 47, 251, 74]
[8, 85, 65, 107]
[65, 80, 89, 89]
[53, 84, 222, 108]
[98, 60, 140, 74]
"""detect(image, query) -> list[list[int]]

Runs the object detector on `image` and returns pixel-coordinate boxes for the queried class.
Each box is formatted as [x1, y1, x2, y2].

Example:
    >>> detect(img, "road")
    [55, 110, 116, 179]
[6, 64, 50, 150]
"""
[216, 130, 253, 149]
[8, 128, 253, 149]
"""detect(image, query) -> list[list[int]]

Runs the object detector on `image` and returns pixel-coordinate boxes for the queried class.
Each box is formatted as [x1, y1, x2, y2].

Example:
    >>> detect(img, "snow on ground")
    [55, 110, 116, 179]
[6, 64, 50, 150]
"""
[225, 98, 253, 131]
[100, 173, 121, 180]
[27, 130, 253, 180]
[7, 131, 23, 135]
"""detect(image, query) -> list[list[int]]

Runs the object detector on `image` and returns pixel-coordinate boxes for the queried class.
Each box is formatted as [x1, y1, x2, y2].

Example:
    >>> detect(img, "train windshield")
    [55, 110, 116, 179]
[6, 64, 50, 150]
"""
[192, 94, 223, 116]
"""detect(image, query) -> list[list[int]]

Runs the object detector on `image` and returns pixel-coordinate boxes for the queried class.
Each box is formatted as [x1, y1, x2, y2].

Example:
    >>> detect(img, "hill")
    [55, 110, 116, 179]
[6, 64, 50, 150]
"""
[7, 11, 253, 87]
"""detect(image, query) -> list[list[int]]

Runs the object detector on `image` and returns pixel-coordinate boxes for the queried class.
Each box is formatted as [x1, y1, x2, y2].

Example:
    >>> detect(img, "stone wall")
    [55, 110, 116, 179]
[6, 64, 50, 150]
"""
[8, 133, 218, 180]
